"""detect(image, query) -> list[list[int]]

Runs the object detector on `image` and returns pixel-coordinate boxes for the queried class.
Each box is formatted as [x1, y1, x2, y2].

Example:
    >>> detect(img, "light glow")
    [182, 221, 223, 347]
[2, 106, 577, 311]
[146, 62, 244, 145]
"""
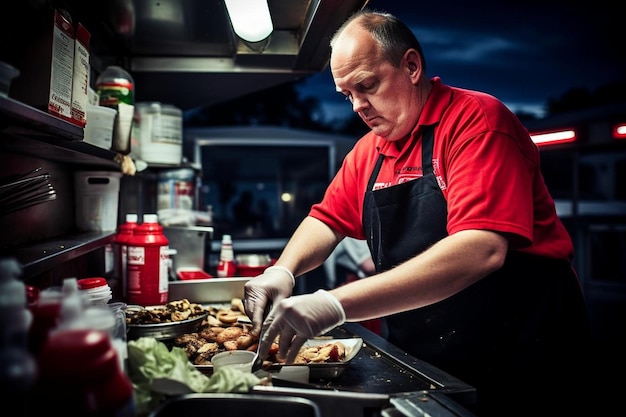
[612, 123, 626, 139]
[224, 0, 273, 43]
[530, 129, 576, 147]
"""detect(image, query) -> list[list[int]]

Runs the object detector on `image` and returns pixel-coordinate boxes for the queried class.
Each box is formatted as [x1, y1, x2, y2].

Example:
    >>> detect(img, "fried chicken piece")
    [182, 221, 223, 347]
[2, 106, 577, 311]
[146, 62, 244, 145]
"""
[167, 299, 191, 311]
[174, 332, 200, 346]
[194, 342, 220, 365]
[200, 326, 225, 342]
[216, 326, 243, 344]
[170, 309, 191, 322]
[236, 334, 255, 349]
[182, 337, 209, 360]
[223, 340, 239, 351]
[294, 342, 347, 363]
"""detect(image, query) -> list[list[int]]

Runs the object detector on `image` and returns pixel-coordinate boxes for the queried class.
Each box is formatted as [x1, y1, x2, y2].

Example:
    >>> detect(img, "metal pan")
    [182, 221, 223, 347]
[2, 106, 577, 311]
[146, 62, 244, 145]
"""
[127, 310, 208, 340]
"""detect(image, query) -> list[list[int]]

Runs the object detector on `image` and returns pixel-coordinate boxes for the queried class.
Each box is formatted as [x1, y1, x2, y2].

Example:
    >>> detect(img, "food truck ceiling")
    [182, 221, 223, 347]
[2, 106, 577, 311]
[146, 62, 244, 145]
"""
[87, 0, 371, 110]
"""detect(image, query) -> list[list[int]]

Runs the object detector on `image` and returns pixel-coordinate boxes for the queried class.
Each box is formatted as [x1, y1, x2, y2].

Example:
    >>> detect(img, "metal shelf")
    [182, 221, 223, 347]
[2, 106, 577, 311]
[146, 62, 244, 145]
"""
[0, 96, 122, 280]
[5, 231, 116, 280]
[0, 96, 120, 168]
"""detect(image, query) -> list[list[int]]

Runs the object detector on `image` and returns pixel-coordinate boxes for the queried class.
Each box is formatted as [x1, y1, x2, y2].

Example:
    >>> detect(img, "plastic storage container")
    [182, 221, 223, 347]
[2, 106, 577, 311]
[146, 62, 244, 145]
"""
[74, 171, 122, 232]
[157, 168, 196, 211]
[95, 66, 134, 106]
[84, 104, 117, 149]
[135, 102, 183, 165]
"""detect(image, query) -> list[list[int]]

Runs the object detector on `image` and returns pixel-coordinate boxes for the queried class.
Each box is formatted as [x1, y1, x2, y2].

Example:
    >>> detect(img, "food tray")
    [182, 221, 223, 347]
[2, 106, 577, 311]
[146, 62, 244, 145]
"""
[195, 337, 363, 379]
[127, 310, 209, 341]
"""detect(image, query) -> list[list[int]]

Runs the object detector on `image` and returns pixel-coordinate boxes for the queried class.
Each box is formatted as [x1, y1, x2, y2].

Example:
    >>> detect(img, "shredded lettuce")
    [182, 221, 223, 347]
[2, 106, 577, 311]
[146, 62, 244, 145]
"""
[127, 337, 261, 415]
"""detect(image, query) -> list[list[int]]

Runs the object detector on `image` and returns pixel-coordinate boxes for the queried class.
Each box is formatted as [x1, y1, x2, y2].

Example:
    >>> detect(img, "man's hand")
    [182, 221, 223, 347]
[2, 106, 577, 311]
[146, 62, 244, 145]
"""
[243, 265, 295, 336]
[259, 290, 346, 363]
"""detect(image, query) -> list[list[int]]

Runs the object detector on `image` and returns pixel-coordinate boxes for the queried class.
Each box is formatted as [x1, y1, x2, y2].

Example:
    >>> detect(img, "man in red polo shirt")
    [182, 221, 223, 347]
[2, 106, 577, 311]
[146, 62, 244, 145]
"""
[244, 10, 590, 416]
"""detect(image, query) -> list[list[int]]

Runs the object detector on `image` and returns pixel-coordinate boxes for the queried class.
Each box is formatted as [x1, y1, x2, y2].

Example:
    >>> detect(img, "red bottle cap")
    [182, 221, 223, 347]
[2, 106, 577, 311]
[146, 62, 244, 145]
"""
[77, 277, 107, 289]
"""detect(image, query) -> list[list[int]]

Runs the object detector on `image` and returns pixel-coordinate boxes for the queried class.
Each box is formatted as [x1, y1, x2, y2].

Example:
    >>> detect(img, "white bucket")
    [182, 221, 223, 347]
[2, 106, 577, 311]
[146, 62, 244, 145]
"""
[74, 171, 122, 232]
[84, 105, 117, 149]
[135, 102, 183, 165]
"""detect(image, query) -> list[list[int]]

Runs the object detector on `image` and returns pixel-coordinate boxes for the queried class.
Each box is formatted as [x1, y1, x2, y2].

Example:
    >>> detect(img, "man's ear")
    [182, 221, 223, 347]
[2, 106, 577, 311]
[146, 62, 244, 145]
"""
[405, 49, 422, 83]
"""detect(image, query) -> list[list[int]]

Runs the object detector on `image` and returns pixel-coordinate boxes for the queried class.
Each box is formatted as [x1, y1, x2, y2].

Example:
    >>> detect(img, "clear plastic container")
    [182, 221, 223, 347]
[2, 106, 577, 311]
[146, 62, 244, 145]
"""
[135, 102, 183, 165]
[96, 65, 134, 106]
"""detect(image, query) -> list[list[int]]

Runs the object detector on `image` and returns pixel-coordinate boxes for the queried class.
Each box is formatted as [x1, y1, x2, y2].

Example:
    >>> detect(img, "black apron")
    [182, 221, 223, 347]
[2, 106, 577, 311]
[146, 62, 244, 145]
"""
[362, 126, 591, 415]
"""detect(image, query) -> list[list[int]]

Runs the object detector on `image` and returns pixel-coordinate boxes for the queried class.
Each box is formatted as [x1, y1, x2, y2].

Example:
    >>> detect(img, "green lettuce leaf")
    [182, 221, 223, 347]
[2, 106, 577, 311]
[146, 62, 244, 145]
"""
[127, 337, 262, 415]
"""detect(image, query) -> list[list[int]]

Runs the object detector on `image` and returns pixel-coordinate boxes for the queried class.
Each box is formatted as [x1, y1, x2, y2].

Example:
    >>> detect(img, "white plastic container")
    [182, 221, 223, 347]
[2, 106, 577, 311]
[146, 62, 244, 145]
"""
[135, 102, 183, 165]
[74, 171, 122, 232]
[84, 104, 117, 149]
[211, 350, 255, 373]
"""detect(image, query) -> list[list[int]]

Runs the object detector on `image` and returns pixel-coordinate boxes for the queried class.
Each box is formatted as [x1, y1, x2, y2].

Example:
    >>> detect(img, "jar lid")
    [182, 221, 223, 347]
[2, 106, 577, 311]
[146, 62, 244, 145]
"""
[77, 277, 107, 290]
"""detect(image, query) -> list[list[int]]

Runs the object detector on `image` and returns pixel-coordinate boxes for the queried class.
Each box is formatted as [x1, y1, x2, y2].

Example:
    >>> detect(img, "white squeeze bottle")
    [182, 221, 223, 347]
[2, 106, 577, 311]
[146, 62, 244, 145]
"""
[0, 258, 38, 417]
[217, 234, 237, 277]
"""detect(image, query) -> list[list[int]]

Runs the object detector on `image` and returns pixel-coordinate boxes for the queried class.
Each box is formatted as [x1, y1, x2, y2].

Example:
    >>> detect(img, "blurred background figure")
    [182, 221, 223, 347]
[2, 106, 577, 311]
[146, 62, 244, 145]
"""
[323, 238, 382, 335]
[324, 237, 375, 288]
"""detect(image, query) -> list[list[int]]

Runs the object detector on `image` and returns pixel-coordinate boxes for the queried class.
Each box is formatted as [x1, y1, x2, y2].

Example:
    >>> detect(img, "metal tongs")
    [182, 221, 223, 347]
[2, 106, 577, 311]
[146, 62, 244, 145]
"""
[240, 304, 271, 373]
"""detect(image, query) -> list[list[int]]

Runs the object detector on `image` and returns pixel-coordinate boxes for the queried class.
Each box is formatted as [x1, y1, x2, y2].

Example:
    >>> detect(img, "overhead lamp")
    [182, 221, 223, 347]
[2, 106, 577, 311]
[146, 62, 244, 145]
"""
[224, 0, 273, 51]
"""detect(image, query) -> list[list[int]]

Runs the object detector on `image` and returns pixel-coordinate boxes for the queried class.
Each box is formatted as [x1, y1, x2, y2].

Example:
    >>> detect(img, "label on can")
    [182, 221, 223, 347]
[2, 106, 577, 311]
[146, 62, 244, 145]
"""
[127, 245, 169, 305]
[157, 178, 195, 211]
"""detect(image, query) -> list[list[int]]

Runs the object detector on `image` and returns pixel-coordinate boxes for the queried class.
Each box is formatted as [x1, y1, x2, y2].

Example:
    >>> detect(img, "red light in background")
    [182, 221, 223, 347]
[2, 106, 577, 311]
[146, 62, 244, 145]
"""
[530, 129, 576, 147]
[613, 123, 626, 139]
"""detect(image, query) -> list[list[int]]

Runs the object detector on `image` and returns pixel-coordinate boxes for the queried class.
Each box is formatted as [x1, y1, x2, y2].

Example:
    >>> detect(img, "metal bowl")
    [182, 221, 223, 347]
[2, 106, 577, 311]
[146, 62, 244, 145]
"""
[127, 309, 208, 341]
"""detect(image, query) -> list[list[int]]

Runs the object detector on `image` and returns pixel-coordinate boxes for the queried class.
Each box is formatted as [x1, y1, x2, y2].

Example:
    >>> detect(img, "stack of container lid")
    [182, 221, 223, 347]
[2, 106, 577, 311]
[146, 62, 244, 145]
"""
[77, 277, 112, 305]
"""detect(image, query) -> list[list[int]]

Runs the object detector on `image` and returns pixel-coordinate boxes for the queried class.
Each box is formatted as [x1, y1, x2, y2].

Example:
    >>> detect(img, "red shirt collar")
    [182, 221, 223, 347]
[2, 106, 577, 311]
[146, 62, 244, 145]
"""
[379, 77, 451, 156]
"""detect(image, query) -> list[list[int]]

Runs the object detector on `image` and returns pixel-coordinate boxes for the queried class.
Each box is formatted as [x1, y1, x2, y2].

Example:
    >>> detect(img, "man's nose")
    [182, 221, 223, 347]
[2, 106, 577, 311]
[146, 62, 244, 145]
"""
[352, 95, 368, 113]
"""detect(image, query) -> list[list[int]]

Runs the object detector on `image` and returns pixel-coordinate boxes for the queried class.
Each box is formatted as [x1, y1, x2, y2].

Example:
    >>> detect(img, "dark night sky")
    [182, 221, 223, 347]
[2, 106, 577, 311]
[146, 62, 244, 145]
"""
[296, 0, 624, 124]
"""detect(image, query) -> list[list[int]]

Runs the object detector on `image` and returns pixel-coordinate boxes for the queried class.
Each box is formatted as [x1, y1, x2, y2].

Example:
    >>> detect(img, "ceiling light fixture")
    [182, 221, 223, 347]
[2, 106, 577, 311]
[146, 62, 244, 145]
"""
[224, 0, 273, 51]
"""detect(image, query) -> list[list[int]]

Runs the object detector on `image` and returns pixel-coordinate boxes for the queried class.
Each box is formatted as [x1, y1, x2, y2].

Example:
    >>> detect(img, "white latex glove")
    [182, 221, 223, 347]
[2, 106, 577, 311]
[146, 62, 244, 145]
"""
[258, 289, 346, 364]
[243, 265, 295, 337]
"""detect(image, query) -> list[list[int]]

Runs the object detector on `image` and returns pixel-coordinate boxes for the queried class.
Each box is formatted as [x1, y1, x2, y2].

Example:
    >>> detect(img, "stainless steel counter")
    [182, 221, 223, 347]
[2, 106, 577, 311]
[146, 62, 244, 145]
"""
[165, 279, 477, 416]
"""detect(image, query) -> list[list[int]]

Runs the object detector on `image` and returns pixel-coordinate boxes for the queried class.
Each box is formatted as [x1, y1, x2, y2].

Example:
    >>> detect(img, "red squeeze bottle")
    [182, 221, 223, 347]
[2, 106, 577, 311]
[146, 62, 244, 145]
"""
[126, 214, 169, 305]
[35, 329, 135, 416]
[113, 213, 138, 301]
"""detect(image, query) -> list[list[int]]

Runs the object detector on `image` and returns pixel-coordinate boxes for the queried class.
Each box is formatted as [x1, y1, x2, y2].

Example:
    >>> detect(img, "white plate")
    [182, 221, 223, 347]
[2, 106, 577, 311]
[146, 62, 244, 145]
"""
[195, 337, 363, 379]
